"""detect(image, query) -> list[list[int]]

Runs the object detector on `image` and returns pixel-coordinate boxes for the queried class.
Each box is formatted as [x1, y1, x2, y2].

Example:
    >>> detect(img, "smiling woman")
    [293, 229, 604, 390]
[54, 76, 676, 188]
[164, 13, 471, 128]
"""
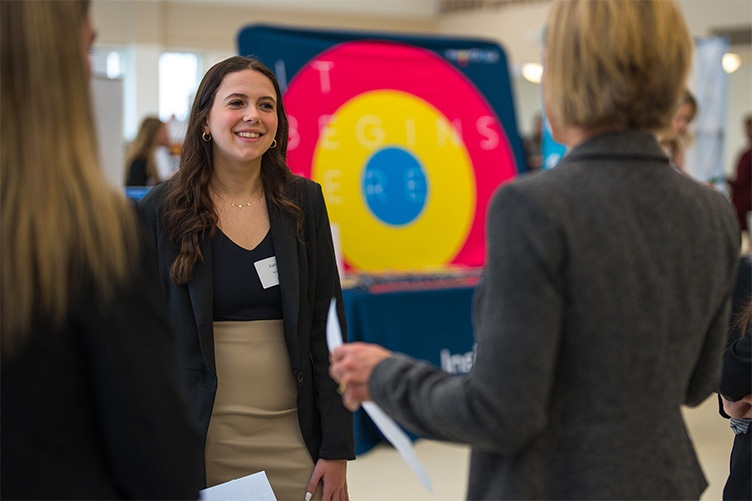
[136, 56, 354, 500]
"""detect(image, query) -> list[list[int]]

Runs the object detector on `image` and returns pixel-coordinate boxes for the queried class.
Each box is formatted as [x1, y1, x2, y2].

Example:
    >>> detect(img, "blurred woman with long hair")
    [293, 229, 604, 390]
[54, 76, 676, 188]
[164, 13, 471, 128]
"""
[659, 88, 698, 171]
[1, 1, 202, 498]
[125, 116, 171, 186]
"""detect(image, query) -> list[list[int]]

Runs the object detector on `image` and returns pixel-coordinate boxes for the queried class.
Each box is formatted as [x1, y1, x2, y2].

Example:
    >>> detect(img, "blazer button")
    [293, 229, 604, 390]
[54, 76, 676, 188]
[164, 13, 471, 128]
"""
[297, 370, 304, 384]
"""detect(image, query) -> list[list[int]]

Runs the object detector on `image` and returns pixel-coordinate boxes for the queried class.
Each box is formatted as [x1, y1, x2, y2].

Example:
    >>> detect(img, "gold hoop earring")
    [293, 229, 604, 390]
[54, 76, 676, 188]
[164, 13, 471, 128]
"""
[202, 132, 212, 142]
[270, 139, 277, 149]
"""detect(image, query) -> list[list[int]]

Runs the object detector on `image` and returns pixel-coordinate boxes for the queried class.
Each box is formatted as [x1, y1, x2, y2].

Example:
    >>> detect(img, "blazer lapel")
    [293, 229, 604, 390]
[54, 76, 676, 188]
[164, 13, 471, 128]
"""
[269, 199, 301, 372]
[187, 237, 217, 375]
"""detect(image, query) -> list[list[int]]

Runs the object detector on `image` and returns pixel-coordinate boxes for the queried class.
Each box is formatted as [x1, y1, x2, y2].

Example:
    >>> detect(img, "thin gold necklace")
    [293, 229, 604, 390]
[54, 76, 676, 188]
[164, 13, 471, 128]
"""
[214, 188, 264, 209]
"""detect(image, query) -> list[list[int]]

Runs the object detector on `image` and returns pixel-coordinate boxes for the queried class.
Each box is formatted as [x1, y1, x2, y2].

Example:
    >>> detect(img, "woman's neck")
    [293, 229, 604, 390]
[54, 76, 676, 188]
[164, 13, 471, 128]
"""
[559, 124, 625, 150]
[211, 161, 263, 198]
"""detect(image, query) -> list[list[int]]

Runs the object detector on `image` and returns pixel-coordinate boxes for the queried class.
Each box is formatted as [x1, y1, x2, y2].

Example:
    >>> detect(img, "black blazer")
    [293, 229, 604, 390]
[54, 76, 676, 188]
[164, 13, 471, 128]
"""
[721, 327, 752, 401]
[0, 223, 203, 499]
[138, 176, 354, 485]
[125, 157, 150, 186]
[720, 326, 752, 500]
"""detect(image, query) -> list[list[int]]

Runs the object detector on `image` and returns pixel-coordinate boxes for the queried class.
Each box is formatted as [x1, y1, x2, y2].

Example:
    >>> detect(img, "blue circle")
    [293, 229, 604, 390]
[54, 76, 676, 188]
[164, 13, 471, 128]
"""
[361, 147, 428, 226]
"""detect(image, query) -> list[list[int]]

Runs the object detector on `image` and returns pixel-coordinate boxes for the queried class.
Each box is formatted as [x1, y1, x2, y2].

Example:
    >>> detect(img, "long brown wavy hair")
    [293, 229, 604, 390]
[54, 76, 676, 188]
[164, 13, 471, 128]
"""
[162, 56, 303, 285]
[1, 0, 139, 356]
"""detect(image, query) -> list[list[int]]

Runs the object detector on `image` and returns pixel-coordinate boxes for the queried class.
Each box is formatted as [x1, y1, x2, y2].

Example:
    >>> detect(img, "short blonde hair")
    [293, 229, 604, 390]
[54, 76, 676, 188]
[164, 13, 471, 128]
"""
[544, 0, 693, 132]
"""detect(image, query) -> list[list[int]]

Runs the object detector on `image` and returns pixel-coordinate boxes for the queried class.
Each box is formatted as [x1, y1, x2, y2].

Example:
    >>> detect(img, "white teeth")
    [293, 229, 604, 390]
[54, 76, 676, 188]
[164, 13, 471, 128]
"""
[237, 132, 261, 138]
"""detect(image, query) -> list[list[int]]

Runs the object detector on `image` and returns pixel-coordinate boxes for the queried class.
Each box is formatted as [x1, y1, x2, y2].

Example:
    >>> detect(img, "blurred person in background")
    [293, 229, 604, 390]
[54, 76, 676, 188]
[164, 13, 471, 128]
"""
[1, 1, 202, 498]
[659, 88, 698, 171]
[331, 1, 740, 499]
[523, 112, 543, 171]
[125, 116, 172, 186]
[728, 114, 752, 237]
[719, 299, 752, 500]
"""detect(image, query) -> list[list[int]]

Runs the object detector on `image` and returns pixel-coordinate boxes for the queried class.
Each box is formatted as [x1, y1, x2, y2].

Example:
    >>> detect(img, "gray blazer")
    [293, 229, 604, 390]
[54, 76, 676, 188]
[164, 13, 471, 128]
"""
[370, 130, 740, 500]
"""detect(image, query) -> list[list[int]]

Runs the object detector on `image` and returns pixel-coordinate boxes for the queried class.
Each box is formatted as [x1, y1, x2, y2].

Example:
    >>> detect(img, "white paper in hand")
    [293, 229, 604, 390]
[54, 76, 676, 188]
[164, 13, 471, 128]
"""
[326, 298, 433, 493]
[326, 298, 343, 351]
[361, 402, 433, 492]
[199, 471, 276, 500]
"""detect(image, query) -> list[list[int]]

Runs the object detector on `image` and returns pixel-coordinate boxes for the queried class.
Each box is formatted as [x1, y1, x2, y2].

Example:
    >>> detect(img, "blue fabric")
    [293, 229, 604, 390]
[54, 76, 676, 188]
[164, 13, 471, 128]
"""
[342, 285, 476, 454]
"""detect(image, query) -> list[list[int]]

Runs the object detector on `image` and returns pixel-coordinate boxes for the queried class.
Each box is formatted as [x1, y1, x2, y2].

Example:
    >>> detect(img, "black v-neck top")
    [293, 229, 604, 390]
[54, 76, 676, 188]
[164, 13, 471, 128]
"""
[211, 228, 282, 321]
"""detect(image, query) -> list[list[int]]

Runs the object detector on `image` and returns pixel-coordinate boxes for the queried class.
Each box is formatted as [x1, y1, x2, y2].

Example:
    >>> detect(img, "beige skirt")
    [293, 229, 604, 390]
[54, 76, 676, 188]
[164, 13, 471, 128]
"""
[206, 320, 317, 501]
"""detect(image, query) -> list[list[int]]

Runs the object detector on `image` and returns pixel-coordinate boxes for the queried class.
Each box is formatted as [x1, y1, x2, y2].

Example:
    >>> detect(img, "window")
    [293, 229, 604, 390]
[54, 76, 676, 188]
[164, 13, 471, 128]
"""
[90, 47, 125, 79]
[159, 52, 200, 122]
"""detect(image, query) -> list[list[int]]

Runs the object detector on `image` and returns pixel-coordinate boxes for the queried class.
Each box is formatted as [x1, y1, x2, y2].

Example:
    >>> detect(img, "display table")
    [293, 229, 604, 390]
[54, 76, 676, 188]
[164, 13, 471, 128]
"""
[124, 186, 151, 202]
[341, 276, 478, 454]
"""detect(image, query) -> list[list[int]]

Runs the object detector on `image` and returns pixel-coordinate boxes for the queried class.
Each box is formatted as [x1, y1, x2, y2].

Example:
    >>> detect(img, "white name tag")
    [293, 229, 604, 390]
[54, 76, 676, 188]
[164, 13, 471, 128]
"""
[254, 256, 279, 289]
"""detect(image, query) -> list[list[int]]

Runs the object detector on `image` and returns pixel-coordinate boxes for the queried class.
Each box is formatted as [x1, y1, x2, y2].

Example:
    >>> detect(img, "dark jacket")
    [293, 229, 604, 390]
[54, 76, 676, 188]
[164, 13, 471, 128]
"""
[370, 130, 740, 500]
[1, 223, 203, 500]
[720, 326, 752, 501]
[137, 176, 354, 486]
[722, 328, 752, 401]
[125, 157, 150, 187]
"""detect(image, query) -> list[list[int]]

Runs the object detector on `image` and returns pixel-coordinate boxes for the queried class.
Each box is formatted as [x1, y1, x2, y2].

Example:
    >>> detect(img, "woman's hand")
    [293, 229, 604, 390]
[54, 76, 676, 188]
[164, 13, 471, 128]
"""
[722, 394, 752, 419]
[306, 459, 348, 501]
[329, 342, 392, 411]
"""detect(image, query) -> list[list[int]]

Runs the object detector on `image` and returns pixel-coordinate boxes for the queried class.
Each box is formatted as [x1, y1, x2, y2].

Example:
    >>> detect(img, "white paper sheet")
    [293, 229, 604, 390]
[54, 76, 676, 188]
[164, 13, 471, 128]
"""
[327, 298, 433, 492]
[326, 298, 344, 351]
[199, 471, 277, 501]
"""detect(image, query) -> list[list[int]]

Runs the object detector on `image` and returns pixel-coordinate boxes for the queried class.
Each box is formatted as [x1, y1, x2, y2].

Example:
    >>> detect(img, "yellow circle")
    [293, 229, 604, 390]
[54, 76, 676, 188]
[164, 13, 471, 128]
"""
[312, 90, 476, 272]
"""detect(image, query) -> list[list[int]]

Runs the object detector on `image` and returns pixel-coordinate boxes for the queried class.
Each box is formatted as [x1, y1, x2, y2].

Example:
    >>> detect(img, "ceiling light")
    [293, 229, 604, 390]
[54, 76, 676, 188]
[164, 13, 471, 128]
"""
[722, 52, 742, 74]
[521, 63, 543, 84]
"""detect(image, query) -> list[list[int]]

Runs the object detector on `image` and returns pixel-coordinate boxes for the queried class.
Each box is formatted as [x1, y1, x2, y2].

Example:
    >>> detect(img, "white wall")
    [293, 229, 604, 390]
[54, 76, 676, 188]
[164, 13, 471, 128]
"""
[91, 0, 438, 143]
[91, 76, 124, 187]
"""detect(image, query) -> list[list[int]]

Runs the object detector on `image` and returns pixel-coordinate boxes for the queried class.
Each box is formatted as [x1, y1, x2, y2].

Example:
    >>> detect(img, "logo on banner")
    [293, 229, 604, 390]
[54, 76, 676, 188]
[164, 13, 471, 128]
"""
[284, 41, 518, 271]
[440, 345, 477, 374]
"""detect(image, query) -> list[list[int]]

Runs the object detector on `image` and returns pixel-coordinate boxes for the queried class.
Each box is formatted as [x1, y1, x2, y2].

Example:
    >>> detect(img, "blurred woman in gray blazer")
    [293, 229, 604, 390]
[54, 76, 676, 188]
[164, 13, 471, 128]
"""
[330, 1, 740, 499]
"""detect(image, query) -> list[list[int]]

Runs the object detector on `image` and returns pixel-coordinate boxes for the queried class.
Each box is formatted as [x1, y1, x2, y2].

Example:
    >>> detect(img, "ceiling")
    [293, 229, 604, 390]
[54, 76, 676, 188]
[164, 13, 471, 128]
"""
[165, 0, 750, 57]
[178, 0, 550, 19]
[172, 0, 751, 47]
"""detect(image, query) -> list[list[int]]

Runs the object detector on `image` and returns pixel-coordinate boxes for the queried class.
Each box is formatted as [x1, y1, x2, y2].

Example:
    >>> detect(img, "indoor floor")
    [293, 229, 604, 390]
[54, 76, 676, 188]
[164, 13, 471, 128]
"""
[347, 395, 735, 500]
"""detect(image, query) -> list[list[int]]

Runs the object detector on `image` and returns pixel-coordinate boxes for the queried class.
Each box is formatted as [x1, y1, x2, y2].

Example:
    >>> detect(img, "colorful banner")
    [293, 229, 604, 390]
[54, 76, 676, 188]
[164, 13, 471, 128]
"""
[238, 25, 525, 272]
